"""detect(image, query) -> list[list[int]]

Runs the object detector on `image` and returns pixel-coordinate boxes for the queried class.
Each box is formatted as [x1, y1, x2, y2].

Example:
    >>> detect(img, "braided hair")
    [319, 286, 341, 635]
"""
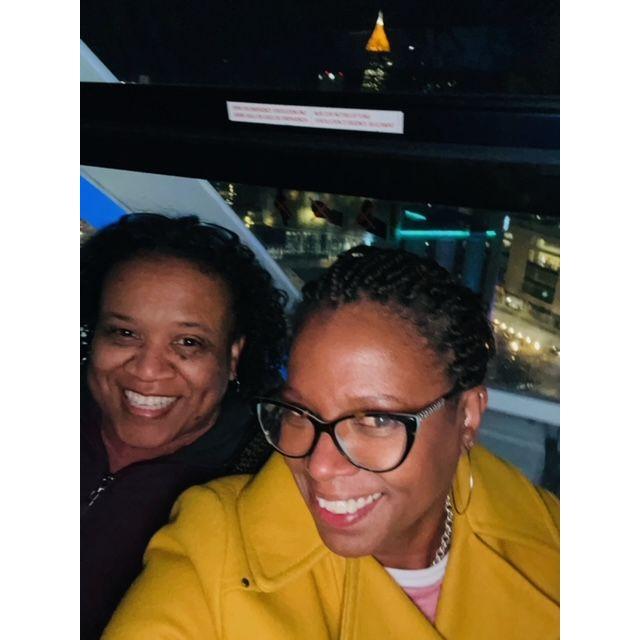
[81, 213, 288, 398]
[292, 245, 495, 391]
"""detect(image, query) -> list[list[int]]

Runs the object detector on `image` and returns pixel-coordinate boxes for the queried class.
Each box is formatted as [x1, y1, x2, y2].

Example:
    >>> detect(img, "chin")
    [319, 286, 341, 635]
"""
[317, 529, 376, 559]
[115, 422, 177, 450]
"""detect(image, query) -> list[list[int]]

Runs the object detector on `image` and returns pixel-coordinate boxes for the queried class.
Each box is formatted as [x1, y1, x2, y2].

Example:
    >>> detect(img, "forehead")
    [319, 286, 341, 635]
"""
[288, 302, 449, 408]
[100, 256, 232, 321]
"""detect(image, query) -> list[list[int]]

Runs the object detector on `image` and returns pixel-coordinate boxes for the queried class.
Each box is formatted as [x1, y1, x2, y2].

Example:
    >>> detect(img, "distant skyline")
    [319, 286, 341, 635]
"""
[82, 0, 558, 93]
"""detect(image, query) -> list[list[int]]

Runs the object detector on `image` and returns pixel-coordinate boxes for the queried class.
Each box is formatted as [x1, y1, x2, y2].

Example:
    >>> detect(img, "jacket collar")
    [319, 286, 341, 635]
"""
[169, 391, 253, 469]
[436, 513, 559, 638]
[237, 453, 329, 592]
[236, 448, 558, 638]
[463, 445, 560, 550]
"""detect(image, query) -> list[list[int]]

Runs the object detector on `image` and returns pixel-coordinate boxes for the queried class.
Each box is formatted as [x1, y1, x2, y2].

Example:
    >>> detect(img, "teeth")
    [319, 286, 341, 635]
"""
[124, 389, 177, 410]
[317, 492, 382, 515]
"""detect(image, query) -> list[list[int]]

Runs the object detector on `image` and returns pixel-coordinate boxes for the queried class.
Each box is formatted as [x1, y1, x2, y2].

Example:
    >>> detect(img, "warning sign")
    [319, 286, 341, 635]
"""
[227, 101, 404, 134]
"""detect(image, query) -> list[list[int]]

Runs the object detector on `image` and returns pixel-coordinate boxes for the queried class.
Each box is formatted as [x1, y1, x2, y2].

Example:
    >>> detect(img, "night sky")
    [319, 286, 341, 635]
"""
[81, 0, 558, 92]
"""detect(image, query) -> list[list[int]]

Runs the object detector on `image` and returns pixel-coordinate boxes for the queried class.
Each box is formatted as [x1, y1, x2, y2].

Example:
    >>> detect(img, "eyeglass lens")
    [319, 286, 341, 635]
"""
[257, 403, 409, 471]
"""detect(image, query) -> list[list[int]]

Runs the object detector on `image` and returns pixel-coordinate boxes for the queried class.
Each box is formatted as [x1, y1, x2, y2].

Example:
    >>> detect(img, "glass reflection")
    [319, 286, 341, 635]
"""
[213, 180, 559, 401]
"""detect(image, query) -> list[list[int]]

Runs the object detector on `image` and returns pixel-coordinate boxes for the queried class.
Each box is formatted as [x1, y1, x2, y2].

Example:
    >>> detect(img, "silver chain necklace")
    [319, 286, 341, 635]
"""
[431, 494, 454, 567]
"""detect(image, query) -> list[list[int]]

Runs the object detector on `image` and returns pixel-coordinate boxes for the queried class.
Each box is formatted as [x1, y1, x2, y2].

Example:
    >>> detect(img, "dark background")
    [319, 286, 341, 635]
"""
[81, 0, 559, 94]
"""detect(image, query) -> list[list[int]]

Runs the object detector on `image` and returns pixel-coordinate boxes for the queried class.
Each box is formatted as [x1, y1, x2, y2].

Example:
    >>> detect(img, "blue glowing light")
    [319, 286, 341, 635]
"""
[403, 210, 428, 222]
[396, 229, 497, 240]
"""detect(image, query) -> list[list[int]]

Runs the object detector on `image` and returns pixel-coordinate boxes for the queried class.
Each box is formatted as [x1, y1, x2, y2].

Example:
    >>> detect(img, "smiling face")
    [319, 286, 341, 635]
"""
[284, 301, 483, 569]
[87, 256, 243, 452]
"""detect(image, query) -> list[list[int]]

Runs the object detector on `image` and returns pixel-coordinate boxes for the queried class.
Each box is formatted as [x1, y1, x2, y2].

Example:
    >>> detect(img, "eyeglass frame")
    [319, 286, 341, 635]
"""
[253, 387, 459, 473]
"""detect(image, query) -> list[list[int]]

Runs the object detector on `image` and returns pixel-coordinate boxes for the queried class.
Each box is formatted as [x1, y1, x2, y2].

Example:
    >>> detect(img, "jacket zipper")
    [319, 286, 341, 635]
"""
[83, 457, 176, 512]
[87, 473, 116, 509]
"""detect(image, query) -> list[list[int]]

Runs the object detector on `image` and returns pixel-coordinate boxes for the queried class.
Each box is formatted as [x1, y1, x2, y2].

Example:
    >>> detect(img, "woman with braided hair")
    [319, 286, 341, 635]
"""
[104, 245, 559, 640]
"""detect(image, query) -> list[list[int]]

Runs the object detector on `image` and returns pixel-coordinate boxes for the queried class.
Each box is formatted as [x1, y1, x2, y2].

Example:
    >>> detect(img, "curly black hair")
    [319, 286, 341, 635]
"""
[81, 213, 288, 398]
[292, 245, 495, 391]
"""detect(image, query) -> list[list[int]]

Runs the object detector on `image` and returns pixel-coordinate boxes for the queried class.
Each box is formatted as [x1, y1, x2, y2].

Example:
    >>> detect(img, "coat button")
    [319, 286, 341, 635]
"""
[241, 577, 250, 587]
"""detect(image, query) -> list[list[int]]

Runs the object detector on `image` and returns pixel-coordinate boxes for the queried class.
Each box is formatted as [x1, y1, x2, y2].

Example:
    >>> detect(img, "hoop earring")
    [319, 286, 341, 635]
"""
[451, 446, 474, 515]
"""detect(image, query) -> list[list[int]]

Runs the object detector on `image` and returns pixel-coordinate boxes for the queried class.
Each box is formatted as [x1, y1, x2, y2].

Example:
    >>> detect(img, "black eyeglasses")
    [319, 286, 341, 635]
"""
[253, 388, 457, 473]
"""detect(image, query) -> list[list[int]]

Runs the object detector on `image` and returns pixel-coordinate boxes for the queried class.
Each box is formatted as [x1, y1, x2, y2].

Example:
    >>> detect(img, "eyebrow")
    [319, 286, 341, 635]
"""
[281, 389, 405, 410]
[100, 313, 215, 334]
[176, 321, 216, 334]
[100, 312, 134, 322]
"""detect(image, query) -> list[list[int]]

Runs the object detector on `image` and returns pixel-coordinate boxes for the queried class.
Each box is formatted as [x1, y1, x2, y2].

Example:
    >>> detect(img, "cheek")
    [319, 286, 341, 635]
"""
[181, 356, 231, 397]
[87, 344, 124, 392]
[387, 429, 460, 502]
[88, 340, 130, 377]
[87, 358, 124, 415]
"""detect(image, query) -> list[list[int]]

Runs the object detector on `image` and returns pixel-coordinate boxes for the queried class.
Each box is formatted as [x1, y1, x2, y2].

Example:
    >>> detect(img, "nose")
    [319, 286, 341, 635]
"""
[306, 432, 359, 481]
[125, 342, 175, 382]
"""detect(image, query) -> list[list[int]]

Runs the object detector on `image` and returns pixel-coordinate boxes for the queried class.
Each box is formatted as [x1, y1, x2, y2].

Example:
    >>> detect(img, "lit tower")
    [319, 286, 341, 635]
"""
[366, 10, 391, 53]
[362, 11, 393, 92]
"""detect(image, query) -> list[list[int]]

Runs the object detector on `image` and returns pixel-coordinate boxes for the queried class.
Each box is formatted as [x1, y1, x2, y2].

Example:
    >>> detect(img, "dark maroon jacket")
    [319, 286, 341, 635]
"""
[80, 391, 271, 640]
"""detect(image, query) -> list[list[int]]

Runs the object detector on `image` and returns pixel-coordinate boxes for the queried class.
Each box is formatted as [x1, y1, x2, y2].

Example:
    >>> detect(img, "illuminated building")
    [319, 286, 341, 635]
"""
[361, 11, 393, 93]
[365, 11, 391, 52]
[502, 222, 560, 330]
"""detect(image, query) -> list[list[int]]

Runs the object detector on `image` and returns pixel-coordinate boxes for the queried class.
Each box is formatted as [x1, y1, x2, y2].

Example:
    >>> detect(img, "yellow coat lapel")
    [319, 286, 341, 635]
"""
[436, 446, 560, 639]
[235, 448, 559, 639]
[237, 454, 329, 592]
[436, 516, 559, 639]
[341, 557, 445, 639]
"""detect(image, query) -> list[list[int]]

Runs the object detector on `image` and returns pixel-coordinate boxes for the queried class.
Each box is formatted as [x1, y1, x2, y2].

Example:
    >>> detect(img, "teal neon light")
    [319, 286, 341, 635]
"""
[403, 210, 428, 222]
[396, 229, 498, 239]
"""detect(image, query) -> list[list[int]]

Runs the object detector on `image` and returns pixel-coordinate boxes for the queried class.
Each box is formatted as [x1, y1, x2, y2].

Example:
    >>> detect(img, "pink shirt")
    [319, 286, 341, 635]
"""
[385, 553, 449, 623]
[400, 582, 444, 622]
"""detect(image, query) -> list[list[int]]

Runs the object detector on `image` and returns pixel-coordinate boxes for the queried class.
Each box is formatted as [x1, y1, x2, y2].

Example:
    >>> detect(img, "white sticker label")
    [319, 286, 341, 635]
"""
[227, 101, 404, 134]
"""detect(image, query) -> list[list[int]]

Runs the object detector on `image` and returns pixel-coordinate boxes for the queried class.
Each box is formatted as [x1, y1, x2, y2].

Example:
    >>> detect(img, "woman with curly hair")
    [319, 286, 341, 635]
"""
[104, 245, 559, 640]
[81, 213, 287, 640]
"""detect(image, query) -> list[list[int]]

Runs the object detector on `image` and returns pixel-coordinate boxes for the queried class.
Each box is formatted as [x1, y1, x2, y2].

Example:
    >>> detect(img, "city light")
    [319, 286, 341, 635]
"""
[508, 340, 520, 353]
[403, 210, 427, 221]
[395, 229, 498, 240]
[534, 341, 541, 351]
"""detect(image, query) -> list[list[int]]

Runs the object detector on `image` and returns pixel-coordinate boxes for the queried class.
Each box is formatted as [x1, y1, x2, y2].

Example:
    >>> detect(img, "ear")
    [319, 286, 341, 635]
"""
[457, 385, 488, 451]
[228, 336, 246, 380]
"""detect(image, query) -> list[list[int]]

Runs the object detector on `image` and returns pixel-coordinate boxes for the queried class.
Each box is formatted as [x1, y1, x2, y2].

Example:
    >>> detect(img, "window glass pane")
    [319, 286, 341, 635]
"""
[480, 410, 558, 495]
[213, 180, 559, 401]
[82, 1, 558, 97]
[80, 176, 126, 231]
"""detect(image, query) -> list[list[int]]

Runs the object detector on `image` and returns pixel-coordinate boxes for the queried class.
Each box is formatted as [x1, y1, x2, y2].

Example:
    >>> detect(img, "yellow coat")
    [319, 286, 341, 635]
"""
[104, 446, 559, 639]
